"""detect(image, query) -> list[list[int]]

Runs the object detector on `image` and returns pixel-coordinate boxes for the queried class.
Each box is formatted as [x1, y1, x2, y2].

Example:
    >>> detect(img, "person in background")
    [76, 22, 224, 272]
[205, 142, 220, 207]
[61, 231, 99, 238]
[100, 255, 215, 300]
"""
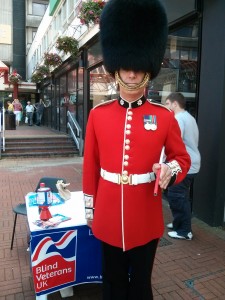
[25, 101, 34, 126]
[34, 99, 46, 126]
[7, 101, 14, 113]
[82, 1, 191, 299]
[165, 92, 201, 240]
[0, 101, 2, 126]
[12, 98, 23, 126]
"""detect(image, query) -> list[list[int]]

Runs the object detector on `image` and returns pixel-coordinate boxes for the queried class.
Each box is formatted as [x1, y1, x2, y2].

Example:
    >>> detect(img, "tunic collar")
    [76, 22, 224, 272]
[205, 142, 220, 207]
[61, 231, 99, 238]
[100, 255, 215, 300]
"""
[118, 95, 146, 109]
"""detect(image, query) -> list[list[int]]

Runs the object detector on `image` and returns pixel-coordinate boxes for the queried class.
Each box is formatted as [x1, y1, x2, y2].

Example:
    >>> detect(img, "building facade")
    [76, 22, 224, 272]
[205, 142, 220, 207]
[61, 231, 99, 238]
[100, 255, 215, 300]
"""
[0, 0, 49, 108]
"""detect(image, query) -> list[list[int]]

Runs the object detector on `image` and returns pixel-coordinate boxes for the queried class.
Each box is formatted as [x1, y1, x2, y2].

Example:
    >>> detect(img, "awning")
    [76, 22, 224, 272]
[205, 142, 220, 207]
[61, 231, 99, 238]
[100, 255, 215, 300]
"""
[0, 60, 9, 72]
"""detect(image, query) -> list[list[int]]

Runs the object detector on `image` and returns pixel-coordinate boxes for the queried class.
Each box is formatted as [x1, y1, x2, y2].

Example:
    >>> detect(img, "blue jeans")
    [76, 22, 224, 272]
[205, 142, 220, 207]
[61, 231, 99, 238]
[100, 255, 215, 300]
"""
[27, 112, 33, 125]
[167, 174, 196, 236]
[36, 111, 43, 125]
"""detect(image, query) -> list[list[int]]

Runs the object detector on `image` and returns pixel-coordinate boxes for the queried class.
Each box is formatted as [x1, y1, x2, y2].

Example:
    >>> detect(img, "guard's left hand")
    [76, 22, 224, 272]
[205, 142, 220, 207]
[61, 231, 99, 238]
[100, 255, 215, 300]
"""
[152, 163, 172, 189]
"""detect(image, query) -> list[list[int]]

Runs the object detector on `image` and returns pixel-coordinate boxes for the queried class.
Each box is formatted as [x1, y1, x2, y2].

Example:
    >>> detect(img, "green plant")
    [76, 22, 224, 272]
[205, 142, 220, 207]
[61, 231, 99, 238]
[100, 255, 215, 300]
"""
[55, 36, 79, 57]
[8, 70, 22, 84]
[31, 72, 43, 83]
[44, 52, 62, 67]
[79, 0, 105, 26]
[31, 65, 51, 83]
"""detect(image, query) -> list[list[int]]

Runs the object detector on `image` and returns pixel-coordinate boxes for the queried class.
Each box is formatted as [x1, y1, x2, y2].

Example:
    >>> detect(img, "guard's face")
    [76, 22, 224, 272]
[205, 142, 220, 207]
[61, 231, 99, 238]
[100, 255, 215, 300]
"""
[118, 69, 147, 98]
[119, 69, 146, 86]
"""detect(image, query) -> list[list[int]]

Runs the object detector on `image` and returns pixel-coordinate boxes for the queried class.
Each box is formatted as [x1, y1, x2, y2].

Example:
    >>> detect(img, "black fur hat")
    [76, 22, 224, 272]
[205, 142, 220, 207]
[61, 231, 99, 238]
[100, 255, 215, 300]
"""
[100, 0, 168, 79]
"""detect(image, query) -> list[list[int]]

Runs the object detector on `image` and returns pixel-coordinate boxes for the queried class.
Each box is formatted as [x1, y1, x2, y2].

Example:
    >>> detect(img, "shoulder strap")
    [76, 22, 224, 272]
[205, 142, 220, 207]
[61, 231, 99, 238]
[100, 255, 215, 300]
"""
[93, 99, 117, 109]
[147, 99, 171, 111]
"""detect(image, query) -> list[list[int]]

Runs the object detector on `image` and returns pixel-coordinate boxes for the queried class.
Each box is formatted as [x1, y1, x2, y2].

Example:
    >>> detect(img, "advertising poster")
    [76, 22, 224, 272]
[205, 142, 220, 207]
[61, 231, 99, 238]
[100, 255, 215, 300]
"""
[30, 226, 102, 296]
[31, 229, 77, 295]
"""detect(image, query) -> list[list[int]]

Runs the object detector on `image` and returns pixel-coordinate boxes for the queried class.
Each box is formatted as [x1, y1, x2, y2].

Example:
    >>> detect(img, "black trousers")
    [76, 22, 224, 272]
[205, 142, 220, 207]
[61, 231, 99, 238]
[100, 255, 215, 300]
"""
[102, 239, 159, 300]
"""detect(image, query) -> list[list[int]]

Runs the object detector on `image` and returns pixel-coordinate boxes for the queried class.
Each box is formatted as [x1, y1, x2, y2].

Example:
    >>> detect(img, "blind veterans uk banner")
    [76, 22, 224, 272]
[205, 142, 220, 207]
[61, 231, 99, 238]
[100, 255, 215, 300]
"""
[30, 226, 102, 296]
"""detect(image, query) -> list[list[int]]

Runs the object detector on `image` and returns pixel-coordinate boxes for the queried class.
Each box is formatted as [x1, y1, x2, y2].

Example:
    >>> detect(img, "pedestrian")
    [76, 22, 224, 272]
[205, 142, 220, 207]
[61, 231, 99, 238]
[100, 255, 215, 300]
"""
[25, 101, 34, 126]
[12, 98, 23, 126]
[0, 100, 2, 126]
[82, 1, 191, 299]
[34, 99, 46, 126]
[165, 92, 201, 240]
[7, 101, 14, 113]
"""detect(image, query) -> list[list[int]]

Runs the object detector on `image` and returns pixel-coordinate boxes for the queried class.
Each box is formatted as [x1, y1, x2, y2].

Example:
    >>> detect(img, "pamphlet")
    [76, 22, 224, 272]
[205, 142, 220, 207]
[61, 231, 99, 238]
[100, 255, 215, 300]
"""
[28, 192, 65, 207]
[33, 214, 71, 229]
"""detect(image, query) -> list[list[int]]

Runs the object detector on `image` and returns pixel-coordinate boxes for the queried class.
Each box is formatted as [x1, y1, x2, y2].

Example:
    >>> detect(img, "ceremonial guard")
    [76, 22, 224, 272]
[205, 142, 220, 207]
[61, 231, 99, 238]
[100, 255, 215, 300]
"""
[82, 0, 191, 299]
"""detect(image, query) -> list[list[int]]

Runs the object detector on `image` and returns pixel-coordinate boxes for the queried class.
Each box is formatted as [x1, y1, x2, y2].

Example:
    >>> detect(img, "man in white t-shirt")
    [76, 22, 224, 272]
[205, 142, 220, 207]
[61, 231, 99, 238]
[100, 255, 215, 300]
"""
[165, 92, 201, 240]
[25, 101, 34, 126]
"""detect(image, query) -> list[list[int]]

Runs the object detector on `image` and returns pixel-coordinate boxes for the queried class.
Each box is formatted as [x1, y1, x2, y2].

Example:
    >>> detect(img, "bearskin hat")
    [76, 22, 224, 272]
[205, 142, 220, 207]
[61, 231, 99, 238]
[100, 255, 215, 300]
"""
[100, 0, 168, 79]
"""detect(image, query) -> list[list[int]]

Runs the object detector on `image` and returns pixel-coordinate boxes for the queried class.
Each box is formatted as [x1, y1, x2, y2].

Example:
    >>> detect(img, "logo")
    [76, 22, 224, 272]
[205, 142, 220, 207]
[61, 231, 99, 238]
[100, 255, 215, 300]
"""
[31, 230, 77, 294]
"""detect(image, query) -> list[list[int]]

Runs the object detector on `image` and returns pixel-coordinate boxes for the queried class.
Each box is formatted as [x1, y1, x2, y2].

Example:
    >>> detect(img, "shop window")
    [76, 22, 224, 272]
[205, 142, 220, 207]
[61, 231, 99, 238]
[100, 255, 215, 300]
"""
[76, 67, 84, 130]
[60, 75, 67, 107]
[87, 41, 103, 68]
[68, 70, 77, 113]
[161, 0, 196, 23]
[89, 65, 117, 108]
[147, 20, 199, 117]
[42, 85, 53, 127]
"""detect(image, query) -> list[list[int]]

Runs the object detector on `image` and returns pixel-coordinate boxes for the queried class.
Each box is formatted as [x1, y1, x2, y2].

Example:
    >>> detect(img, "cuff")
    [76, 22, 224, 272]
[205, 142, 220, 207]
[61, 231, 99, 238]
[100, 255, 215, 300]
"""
[165, 160, 182, 176]
[84, 193, 94, 220]
[165, 160, 182, 186]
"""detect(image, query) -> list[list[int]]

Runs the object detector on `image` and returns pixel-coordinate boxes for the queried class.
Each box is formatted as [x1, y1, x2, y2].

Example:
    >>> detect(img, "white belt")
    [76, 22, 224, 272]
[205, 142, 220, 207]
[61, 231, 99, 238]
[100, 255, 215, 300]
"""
[100, 168, 155, 185]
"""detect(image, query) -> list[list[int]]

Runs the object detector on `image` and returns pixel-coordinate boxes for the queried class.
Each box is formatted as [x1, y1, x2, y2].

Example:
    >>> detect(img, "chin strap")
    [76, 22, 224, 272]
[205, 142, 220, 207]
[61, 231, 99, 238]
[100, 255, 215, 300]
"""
[115, 72, 150, 91]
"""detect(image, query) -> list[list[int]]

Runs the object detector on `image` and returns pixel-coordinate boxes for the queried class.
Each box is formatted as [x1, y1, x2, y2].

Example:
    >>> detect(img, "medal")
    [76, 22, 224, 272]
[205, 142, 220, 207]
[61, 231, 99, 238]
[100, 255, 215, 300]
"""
[151, 124, 157, 131]
[143, 115, 157, 131]
[144, 123, 152, 130]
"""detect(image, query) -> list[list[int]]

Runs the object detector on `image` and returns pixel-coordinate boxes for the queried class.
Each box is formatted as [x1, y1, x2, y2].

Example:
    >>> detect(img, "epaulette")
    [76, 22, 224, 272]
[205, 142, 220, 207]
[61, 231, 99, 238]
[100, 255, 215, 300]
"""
[147, 99, 171, 111]
[93, 99, 117, 109]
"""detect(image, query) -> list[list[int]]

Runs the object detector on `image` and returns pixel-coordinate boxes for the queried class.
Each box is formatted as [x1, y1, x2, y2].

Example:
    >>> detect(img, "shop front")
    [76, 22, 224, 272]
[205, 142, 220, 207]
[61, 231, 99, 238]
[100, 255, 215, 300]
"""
[41, 58, 84, 134]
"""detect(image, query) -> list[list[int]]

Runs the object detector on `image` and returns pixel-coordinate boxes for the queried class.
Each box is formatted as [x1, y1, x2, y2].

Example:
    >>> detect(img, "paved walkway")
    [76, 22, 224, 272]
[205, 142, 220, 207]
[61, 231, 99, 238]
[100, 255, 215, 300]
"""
[4, 124, 68, 138]
[0, 127, 225, 299]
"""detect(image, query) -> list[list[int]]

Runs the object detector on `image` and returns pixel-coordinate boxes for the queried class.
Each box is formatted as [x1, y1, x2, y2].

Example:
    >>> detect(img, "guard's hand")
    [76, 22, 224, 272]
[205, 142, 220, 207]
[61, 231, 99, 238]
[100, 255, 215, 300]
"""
[152, 163, 172, 189]
[87, 219, 93, 229]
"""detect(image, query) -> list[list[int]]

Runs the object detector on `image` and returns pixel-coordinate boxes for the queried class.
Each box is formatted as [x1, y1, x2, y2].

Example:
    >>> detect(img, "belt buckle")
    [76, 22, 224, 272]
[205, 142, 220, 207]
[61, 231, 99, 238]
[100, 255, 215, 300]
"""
[120, 174, 130, 184]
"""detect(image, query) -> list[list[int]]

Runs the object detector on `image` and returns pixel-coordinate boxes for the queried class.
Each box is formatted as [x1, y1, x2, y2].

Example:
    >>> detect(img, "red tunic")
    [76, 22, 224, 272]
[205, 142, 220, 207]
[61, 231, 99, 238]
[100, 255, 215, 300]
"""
[83, 99, 190, 251]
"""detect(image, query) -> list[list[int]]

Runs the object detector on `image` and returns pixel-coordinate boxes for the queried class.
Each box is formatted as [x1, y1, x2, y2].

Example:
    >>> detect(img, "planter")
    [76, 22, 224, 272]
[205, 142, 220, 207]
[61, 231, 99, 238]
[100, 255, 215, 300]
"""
[31, 65, 51, 83]
[78, 0, 105, 27]
[44, 53, 62, 67]
[8, 70, 22, 84]
[55, 36, 79, 57]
